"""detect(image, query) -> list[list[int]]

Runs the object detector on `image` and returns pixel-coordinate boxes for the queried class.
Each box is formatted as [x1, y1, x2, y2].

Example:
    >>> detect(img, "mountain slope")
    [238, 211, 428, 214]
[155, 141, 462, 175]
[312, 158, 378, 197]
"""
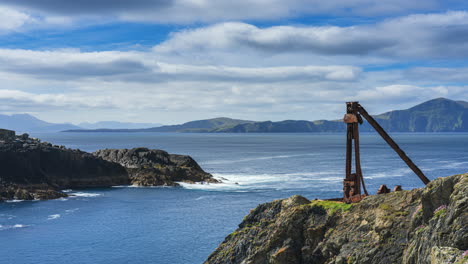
[370, 98, 468, 132]
[78, 121, 162, 129]
[0, 114, 81, 132]
[64, 98, 468, 133]
[218, 120, 344, 133]
[67, 117, 254, 132]
[219, 98, 468, 132]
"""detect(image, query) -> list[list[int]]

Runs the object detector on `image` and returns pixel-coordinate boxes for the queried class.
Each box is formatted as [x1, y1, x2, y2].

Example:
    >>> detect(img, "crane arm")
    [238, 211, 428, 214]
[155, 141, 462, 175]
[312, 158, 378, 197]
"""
[356, 104, 430, 185]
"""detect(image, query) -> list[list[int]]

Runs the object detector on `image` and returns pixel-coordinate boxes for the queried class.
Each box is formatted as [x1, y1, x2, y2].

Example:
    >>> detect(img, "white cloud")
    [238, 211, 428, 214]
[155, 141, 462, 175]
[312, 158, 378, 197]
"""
[0, 0, 442, 24]
[153, 11, 468, 60]
[0, 49, 361, 82]
[0, 6, 35, 32]
[0, 8, 467, 123]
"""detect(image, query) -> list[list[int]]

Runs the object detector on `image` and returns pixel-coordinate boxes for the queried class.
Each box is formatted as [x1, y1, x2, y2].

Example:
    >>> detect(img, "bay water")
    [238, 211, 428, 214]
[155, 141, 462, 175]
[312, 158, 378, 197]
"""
[1, 133, 467, 264]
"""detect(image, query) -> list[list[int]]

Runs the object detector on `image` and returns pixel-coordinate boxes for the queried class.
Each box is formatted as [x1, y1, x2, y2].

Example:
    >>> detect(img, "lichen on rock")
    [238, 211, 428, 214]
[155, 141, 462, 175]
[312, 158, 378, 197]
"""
[206, 174, 468, 264]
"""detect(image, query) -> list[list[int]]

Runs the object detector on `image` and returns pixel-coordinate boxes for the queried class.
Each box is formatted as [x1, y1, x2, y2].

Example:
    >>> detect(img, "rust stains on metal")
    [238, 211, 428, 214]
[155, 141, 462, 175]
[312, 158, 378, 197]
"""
[342, 102, 429, 203]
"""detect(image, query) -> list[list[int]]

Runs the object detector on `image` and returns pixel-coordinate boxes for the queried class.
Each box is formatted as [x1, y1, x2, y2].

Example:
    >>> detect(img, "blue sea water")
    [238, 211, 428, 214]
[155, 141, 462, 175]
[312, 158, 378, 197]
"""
[0, 133, 467, 264]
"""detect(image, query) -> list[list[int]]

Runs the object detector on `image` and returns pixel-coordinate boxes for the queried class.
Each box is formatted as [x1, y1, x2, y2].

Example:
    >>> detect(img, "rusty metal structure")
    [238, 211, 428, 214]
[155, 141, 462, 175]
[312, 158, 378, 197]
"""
[343, 102, 430, 203]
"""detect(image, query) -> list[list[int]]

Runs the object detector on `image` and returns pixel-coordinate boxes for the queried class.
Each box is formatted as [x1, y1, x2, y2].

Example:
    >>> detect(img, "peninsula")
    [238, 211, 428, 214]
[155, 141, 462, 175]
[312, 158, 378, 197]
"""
[0, 129, 218, 201]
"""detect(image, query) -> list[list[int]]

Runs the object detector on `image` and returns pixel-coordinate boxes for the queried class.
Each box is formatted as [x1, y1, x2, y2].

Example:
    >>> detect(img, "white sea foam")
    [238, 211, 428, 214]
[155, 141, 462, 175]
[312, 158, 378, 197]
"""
[194, 195, 211, 200]
[62, 189, 73, 193]
[6, 199, 24, 203]
[0, 224, 29, 231]
[47, 214, 61, 220]
[113, 185, 173, 188]
[178, 171, 342, 192]
[69, 192, 101, 198]
[203, 153, 318, 165]
[65, 208, 79, 213]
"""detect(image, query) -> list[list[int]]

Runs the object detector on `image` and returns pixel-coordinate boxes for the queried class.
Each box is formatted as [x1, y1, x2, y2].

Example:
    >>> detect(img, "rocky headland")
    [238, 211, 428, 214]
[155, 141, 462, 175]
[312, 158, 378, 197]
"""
[0, 129, 217, 201]
[94, 148, 219, 186]
[206, 174, 467, 264]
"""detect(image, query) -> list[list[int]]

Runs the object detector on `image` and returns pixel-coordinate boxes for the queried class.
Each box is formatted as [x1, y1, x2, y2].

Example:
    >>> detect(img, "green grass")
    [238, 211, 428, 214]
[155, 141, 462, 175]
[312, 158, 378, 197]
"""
[308, 200, 353, 214]
[433, 208, 447, 218]
[378, 203, 392, 211]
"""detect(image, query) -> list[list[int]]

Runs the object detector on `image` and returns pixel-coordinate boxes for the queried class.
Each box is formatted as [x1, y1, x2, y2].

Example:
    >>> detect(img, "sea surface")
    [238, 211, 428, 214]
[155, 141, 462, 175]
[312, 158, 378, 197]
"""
[1, 133, 467, 264]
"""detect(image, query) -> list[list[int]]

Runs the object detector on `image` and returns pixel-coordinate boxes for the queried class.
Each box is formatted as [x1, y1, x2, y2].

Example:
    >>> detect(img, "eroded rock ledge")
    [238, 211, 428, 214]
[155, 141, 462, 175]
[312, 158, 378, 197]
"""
[205, 174, 467, 264]
[94, 148, 219, 186]
[0, 130, 217, 201]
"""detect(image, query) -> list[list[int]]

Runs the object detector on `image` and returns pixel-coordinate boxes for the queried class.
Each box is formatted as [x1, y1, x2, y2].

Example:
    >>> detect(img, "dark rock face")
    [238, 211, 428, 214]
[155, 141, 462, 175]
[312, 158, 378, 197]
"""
[0, 128, 15, 141]
[206, 174, 467, 264]
[1, 132, 217, 201]
[93, 148, 219, 186]
[0, 135, 129, 201]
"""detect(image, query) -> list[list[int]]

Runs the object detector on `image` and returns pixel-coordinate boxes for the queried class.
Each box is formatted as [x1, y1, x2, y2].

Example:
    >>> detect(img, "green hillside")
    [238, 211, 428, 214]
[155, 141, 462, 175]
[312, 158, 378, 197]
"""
[65, 98, 468, 133]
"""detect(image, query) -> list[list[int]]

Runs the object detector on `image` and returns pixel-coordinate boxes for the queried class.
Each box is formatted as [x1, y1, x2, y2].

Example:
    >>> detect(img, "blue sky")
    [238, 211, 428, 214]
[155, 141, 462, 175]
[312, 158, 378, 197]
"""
[0, 0, 467, 124]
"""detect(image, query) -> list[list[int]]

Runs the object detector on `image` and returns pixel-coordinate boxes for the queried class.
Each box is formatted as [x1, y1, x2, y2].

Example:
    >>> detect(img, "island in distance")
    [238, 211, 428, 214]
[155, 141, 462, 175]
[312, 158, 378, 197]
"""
[65, 98, 468, 133]
[0, 114, 162, 133]
[0, 129, 218, 201]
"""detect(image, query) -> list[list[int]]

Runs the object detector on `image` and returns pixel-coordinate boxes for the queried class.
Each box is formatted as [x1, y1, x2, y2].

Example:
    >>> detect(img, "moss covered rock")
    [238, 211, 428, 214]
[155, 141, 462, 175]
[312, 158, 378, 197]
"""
[206, 174, 467, 264]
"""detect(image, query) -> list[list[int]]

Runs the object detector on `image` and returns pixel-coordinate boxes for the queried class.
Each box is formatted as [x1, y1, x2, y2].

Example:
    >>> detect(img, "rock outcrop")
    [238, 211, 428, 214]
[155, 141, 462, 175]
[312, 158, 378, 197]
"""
[206, 174, 467, 264]
[0, 131, 217, 201]
[0, 133, 129, 201]
[93, 148, 219, 186]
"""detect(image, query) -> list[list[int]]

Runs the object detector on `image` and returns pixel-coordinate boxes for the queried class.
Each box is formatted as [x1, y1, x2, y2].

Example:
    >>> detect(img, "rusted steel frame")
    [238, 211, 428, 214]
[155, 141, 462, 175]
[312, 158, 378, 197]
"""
[346, 123, 353, 178]
[356, 104, 430, 185]
[352, 122, 368, 195]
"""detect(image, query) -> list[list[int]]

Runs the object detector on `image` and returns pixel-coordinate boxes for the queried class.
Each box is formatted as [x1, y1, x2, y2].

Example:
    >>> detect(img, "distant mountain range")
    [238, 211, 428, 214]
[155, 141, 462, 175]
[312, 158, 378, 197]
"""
[65, 98, 468, 133]
[67, 117, 254, 133]
[0, 114, 161, 133]
[2, 98, 466, 133]
[78, 121, 162, 130]
[0, 114, 81, 133]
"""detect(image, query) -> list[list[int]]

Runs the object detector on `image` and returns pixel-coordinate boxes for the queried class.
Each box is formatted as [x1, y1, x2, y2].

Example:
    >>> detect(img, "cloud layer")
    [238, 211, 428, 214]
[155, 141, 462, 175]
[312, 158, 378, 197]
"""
[0, 5, 467, 123]
[0, 0, 448, 25]
[154, 11, 468, 60]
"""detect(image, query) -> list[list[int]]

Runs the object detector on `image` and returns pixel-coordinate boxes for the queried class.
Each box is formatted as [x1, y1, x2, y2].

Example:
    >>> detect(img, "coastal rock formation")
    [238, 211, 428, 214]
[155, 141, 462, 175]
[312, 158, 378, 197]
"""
[93, 148, 219, 186]
[0, 133, 129, 201]
[0, 131, 217, 201]
[206, 174, 467, 264]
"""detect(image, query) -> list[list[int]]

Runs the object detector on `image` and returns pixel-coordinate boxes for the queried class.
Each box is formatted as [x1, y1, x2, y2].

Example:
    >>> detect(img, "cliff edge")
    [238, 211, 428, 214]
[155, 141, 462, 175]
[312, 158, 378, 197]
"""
[0, 130, 217, 201]
[93, 148, 219, 186]
[206, 174, 467, 264]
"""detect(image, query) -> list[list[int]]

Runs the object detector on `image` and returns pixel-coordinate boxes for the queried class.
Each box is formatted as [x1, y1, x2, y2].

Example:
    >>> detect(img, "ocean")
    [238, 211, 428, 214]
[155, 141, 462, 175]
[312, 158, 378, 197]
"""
[1, 133, 467, 264]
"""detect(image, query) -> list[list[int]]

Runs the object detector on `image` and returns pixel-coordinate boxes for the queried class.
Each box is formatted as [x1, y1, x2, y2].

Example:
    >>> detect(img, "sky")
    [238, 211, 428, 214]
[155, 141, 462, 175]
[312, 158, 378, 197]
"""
[0, 1, 468, 125]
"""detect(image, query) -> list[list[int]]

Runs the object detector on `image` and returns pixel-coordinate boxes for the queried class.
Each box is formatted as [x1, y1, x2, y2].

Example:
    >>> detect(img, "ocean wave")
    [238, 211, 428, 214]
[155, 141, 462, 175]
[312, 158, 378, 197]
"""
[47, 214, 61, 220]
[202, 153, 318, 165]
[112, 184, 177, 188]
[0, 224, 30, 231]
[178, 171, 343, 192]
[5, 199, 25, 203]
[69, 192, 101, 198]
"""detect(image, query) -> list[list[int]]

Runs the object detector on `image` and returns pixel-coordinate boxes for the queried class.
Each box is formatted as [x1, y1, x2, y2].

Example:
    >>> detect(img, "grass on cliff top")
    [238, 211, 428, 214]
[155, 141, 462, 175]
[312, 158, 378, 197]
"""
[308, 200, 353, 214]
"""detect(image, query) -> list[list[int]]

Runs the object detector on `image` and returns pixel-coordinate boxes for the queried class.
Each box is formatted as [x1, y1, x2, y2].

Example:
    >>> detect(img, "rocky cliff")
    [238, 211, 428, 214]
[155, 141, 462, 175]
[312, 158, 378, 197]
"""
[206, 174, 467, 264]
[0, 133, 129, 201]
[0, 132, 217, 201]
[93, 148, 218, 186]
